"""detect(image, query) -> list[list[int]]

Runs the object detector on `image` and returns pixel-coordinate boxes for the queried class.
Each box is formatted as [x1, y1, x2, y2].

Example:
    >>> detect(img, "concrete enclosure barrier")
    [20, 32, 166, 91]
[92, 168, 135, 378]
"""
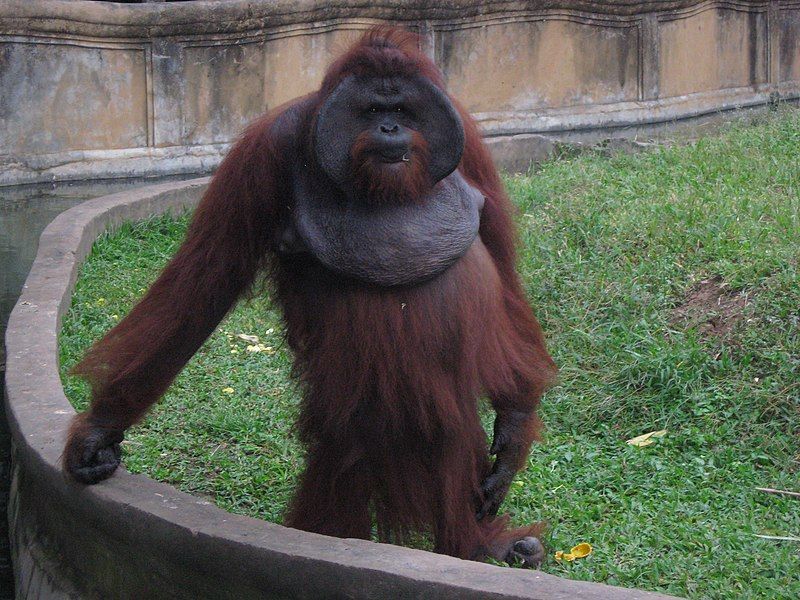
[4, 178, 682, 599]
[1, 0, 799, 185]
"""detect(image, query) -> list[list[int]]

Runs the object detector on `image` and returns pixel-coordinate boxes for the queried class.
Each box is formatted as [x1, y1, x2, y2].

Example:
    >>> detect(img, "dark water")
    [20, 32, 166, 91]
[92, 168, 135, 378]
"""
[0, 176, 198, 362]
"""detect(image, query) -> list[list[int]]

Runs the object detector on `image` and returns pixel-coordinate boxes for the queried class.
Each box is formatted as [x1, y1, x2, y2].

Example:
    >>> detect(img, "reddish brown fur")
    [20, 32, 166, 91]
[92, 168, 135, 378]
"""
[64, 26, 556, 563]
[318, 27, 445, 95]
[350, 129, 431, 204]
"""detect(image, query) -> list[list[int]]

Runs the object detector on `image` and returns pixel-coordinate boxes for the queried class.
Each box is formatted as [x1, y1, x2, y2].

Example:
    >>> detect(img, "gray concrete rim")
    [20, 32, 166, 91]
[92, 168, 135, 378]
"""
[1, 1, 736, 37]
[4, 178, 680, 599]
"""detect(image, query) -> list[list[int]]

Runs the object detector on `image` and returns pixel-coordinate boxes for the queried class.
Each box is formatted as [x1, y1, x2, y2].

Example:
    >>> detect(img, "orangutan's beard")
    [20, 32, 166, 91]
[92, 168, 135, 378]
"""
[349, 131, 432, 204]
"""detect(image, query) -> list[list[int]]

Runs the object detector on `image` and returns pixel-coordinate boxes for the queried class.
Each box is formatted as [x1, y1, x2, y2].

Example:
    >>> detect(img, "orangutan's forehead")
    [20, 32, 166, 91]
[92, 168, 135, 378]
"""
[360, 75, 417, 97]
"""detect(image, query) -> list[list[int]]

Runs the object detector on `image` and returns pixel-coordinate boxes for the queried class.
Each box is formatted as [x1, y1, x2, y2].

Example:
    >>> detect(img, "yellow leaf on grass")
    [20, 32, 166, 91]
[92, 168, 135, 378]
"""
[246, 343, 276, 354]
[237, 333, 260, 343]
[222, 387, 235, 394]
[554, 543, 593, 562]
[626, 429, 667, 447]
[570, 543, 592, 558]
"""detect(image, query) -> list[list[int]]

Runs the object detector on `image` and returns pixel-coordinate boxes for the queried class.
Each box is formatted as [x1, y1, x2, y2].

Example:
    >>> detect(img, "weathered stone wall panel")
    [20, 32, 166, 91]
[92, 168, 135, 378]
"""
[0, 38, 149, 154]
[437, 19, 640, 113]
[150, 38, 186, 149]
[182, 39, 267, 145]
[779, 4, 800, 82]
[658, 4, 769, 98]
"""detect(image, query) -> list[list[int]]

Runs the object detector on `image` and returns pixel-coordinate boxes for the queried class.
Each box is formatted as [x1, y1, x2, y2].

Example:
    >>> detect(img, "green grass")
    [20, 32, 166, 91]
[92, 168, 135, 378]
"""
[60, 108, 800, 598]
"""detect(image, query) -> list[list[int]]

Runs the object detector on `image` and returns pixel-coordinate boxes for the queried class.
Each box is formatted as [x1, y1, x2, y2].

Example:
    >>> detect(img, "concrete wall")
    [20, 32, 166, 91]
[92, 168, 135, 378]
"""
[1, 0, 798, 185]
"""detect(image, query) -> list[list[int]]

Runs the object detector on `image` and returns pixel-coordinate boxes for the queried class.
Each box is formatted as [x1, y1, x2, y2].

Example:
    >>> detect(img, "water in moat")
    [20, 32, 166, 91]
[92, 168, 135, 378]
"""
[0, 176, 199, 365]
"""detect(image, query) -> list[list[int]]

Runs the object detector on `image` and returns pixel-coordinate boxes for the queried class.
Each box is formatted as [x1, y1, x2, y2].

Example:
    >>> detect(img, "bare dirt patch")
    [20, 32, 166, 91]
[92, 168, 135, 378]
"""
[672, 276, 752, 339]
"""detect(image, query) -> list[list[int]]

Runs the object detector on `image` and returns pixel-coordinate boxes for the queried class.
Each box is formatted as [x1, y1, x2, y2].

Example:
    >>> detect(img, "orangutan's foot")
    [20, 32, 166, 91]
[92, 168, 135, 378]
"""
[505, 536, 545, 568]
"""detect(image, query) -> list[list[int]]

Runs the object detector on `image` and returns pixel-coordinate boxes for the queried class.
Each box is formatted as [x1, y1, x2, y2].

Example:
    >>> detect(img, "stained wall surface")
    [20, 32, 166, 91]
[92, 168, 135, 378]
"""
[0, 1, 798, 185]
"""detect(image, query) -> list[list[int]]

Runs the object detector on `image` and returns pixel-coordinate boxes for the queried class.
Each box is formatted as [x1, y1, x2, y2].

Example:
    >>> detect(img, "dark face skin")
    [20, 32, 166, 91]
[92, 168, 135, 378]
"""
[356, 78, 418, 163]
[314, 73, 465, 190]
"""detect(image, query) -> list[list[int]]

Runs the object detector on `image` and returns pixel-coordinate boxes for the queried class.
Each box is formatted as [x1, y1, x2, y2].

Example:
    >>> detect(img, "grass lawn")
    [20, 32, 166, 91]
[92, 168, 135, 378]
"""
[60, 108, 799, 599]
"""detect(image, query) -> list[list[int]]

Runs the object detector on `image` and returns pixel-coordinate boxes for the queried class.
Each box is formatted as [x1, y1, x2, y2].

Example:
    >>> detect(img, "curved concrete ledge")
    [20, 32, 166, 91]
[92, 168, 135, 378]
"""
[2, 0, 799, 185]
[4, 179, 681, 599]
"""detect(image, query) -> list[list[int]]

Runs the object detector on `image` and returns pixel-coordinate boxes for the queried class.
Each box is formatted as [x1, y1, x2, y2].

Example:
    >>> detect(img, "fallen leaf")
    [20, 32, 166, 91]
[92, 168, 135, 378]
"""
[626, 429, 667, 447]
[222, 387, 234, 394]
[555, 543, 593, 562]
[570, 543, 592, 558]
[246, 343, 275, 354]
[237, 333, 260, 343]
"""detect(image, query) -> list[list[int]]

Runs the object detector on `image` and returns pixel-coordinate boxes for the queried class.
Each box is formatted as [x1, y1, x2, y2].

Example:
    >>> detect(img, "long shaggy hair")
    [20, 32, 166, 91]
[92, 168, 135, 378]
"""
[319, 26, 444, 95]
[349, 130, 431, 204]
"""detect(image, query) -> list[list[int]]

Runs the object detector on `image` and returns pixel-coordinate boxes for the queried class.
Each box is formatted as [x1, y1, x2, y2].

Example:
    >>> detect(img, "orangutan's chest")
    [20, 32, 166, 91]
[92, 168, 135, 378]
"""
[280, 170, 485, 287]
